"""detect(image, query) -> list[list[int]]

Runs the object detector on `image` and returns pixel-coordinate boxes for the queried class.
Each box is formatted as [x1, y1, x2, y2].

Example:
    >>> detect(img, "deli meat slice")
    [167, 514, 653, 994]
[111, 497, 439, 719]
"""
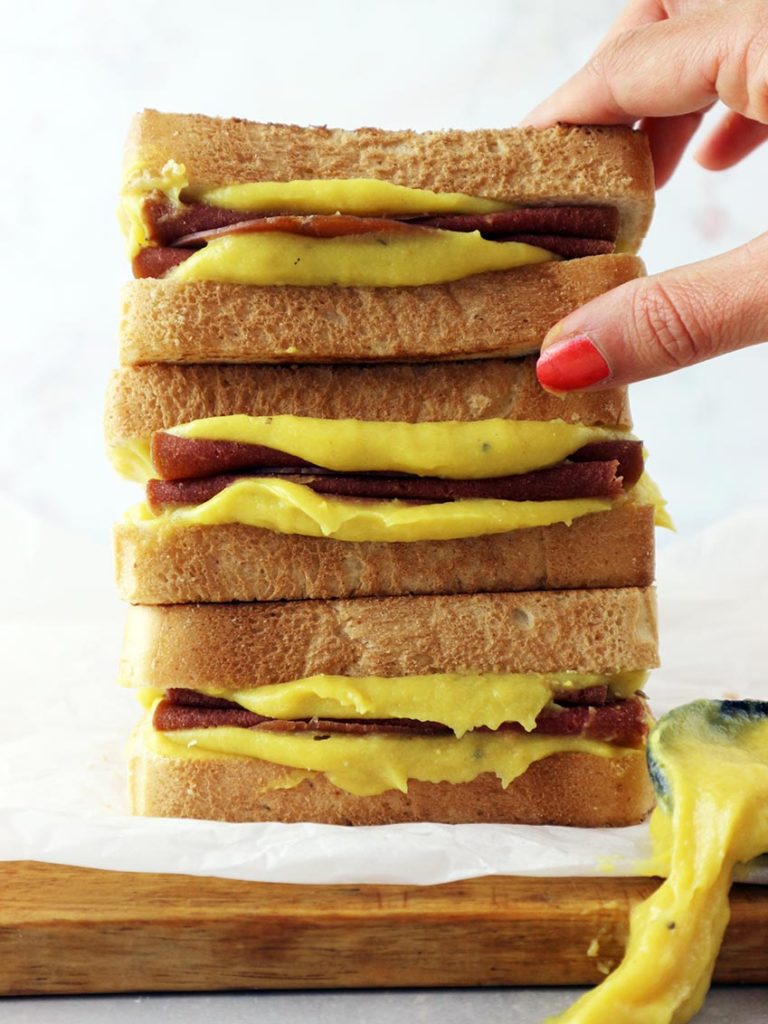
[498, 235, 614, 258]
[153, 691, 649, 748]
[413, 205, 619, 239]
[151, 432, 644, 487]
[172, 214, 423, 247]
[143, 198, 619, 246]
[133, 247, 191, 279]
[143, 195, 262, 245]
[570, 439, 645, 490]
[146, 460, 626, 510]
[151, 434, 313, 480]
[146, 438, 644, 511]
[132, 202, 620, 278]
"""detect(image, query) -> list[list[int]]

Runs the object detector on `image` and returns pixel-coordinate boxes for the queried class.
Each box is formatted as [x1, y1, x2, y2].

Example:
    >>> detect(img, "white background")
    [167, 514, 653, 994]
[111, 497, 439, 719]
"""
[1, 1, 766, 1021]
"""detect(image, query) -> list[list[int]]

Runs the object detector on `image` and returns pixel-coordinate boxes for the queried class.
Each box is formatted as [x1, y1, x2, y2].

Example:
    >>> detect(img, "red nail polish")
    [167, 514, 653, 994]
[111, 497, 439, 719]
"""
[536, 335, 611, 391]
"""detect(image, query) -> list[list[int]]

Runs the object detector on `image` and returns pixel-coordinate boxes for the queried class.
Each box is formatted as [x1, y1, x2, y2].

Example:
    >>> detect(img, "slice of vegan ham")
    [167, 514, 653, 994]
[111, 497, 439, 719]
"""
[145, 437, 644, 511]
[143, 197, 619, 246]
[147, 461, 625, 510]
[496, 235, 614, 258]
[133, 247, 192, 279]
[153, 690, 649, 748]
[412, 206, 619, 239]
[142, 196, 260, 245]
[172, 214, 425, 247]
[151, 434, 313, 480]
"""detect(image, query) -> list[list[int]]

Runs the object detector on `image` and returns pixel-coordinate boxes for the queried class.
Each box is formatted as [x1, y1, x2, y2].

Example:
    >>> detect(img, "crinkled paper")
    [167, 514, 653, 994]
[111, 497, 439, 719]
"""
[1, 498, 766, 884]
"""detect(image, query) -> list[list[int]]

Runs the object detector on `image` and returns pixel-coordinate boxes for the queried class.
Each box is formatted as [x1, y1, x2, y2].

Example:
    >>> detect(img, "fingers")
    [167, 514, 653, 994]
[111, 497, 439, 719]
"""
[640, 110, 709, 186]
[594, 0, 669, 49]
[521, 5, 727, 128]
[536, 234, 768, 390]
[695, 110, 768, 169]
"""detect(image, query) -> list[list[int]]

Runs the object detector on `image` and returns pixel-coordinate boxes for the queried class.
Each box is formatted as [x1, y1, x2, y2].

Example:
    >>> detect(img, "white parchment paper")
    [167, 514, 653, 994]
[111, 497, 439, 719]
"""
[1, 496, 766, 884]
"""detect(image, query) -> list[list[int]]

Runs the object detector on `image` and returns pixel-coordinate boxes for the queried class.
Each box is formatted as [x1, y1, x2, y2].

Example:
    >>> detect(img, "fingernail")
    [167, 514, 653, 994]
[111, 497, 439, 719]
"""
[536, 335, 611, 391]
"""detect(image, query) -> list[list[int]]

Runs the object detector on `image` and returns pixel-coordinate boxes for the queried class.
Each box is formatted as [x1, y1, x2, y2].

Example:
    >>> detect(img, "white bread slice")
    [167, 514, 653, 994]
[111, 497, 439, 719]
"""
[120, 588, 659, 690]
[125, 112, 654, 252]
[105, 357, 632, 445]
[129, 746, 654, 826]
[127, 587, 657, 825]
[120, 254, 644, 365]
[114, 504, 654, 604]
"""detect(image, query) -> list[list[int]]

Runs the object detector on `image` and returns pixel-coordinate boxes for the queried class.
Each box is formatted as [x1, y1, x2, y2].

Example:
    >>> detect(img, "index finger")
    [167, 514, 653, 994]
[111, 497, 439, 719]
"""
[520, 11, 721, 128]
[595, 0, 669, 49]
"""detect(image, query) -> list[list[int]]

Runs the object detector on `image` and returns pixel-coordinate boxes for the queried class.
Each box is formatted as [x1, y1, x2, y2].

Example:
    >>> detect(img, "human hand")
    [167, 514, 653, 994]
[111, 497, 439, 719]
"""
[523, 0, 768, 391]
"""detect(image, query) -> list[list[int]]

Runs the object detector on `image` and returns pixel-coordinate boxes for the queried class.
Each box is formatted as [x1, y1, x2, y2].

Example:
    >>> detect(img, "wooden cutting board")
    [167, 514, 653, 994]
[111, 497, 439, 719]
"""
[1, 861, 766, 995]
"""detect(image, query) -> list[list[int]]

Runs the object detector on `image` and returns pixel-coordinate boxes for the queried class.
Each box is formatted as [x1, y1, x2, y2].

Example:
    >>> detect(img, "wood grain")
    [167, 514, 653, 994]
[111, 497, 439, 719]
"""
[0, 862, 765, 995]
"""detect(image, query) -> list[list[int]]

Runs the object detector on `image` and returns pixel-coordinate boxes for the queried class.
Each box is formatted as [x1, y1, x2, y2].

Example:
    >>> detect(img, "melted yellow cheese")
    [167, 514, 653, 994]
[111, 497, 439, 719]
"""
[120, 163, 537, 285]
[172, 416, 618, 479]
[165, 231, 555, 287]
[189, 177, 512, 216]
[632, 471, 673, 530]
[110, 437, 153, 482]
[112, 413, 667, 542]
[111, 416, 621, 484]
[126, 480, 611, 542]
[549, 703, 768, 1024]
[121, 161, 188, 258]
[141, 709, 641, 797]
[133, 671, 648, 739]
[121, 163, 513, 256]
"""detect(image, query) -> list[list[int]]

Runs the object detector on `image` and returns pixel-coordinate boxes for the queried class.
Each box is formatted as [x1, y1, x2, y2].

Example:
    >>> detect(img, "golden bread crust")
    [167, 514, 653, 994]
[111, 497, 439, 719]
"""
[114, 505, 655, 604]
[120, 255, 644, 364]
[119, 587, 658, 690]
[129, 747, 654, 826]
[105, 357, 631, 443]
[125, 112, 653, 251]
[115, 111, 659, 830]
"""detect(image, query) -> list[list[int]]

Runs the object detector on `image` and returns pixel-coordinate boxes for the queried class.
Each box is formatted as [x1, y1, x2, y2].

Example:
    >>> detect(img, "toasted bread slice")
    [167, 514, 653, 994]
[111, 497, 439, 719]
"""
[105, 357, 632, 446]
[114, 504, 654, 604]
[121, 113, 651, 363]
[130, 744, 654, 826]
[120, 587, 658, 689]
[125, 112, 654, 251]
[126, 585, 657, 825]
[121, 255, 644, 364]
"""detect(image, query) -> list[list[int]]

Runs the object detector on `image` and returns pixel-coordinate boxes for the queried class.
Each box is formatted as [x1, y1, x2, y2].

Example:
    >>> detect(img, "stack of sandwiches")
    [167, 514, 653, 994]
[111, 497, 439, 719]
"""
[106, 110, 663, 826]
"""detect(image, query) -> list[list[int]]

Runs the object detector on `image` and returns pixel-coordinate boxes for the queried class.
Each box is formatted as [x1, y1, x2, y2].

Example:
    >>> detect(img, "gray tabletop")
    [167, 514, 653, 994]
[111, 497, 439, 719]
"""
[2, 989, 766, 1022]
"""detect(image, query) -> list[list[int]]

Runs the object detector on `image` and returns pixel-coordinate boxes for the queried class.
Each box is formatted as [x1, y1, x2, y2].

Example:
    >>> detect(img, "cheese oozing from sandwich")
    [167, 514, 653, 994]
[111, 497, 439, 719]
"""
[121, 162, 512, 256]
[167, 415, 618, 478]
[550, 705, 768, 1024]
[113, 415, 669, 541]
[137, 706, 645, 798]
[126, 482, 612, 542]
[165, 232, 555, 287]
[110, 416, 624, 484]
[132, 670, 649, 739]
[121, 162, 563, 285]
[189, 178, 513, 215]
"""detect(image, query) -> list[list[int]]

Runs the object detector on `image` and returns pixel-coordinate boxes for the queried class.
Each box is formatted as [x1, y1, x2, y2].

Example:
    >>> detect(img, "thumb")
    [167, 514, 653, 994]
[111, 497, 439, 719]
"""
[536, 235, 768, 391]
